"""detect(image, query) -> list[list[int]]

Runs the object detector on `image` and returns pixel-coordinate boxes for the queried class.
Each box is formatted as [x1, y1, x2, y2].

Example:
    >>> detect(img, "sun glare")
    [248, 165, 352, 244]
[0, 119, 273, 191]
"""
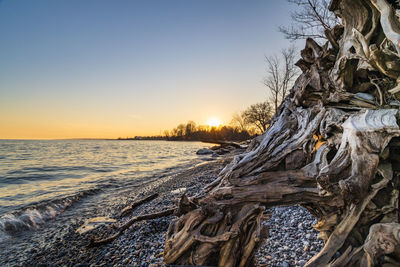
[207, 118, 222, 128]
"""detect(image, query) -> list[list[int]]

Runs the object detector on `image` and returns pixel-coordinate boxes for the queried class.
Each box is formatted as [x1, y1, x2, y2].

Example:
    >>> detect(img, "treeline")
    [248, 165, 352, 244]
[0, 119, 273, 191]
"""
[164, 121, 254, 142]
[117, 100, 276, 141]
[117, 136, 165, 140]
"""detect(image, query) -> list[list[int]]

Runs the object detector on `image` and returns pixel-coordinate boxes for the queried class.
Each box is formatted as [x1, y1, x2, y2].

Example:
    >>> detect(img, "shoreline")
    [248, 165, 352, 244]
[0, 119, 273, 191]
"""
[24, 156, 232, 266]
[7, 150, 323, 267]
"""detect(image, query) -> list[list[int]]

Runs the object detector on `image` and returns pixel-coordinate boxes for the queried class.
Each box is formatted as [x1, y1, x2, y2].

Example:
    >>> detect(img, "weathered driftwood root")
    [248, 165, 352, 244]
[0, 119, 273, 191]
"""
[361, 222, 400, 266]
[326, 222, 400, 267]
[88, 194, 196, 247]
[164, 0, 400, 265]
[119, 193, 159, 217]
[307, 171, 391, 266]
[88, 208, 175, 247]
[164, 108, 400, 266]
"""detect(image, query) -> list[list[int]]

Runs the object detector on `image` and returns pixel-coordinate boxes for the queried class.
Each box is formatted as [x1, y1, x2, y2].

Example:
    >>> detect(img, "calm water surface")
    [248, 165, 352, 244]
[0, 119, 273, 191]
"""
[0, 140, 208, 242]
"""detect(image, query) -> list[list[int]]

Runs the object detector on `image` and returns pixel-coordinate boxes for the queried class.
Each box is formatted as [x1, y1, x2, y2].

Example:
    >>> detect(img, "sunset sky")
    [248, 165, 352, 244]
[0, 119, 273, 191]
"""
[0, 0, 298, 139]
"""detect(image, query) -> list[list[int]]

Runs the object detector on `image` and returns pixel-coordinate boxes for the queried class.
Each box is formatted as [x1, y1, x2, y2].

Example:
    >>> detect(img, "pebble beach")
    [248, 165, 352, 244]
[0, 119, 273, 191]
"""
[10, 151, 323, 267]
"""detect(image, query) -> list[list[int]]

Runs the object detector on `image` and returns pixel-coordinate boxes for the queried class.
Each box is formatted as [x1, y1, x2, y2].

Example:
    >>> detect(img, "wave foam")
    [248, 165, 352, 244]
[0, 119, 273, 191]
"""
[0, 188, 100, 241]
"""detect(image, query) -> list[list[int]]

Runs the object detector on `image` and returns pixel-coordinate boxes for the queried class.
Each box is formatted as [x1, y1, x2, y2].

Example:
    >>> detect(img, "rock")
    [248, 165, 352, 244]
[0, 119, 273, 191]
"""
[170, 187, 186, 194]
[282, 261, 290, 267]
[305, 233, 311, 239]
[196, 148, 213, 155]
[75, 216, 116, 234]
[298, 259, 307, 266]
[335, 251, 341, 258]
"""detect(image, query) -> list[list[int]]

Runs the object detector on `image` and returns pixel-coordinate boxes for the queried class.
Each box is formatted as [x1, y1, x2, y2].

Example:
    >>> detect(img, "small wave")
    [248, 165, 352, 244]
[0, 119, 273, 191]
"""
[0, 188, 100, 240]
[1, 173, 58, 184]
[7, 165, 113, 175]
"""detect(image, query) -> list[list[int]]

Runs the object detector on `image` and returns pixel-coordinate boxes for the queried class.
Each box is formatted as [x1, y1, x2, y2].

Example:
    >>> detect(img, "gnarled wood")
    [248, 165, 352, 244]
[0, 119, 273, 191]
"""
[164, 0, 400, 266]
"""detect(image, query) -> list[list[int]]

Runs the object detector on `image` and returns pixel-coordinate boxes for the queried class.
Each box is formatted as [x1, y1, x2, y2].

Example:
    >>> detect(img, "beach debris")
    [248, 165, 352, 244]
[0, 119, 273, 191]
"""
[196, 148, 213, 155]
[88, 208, 175, 247]
[88, 195, 196, 247]
[171, 187, 186, 195]
[120, 193, 158, 217]
[76, 217, 117, 234]
[202, 140, 244, 149]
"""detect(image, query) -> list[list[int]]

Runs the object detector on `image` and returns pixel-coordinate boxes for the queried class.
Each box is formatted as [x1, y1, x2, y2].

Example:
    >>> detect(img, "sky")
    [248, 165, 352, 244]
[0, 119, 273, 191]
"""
[0, 0, 298, 139]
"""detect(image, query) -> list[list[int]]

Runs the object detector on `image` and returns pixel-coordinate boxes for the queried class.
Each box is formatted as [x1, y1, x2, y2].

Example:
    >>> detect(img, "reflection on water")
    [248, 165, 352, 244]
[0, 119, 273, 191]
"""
[0, 139, 214, 265]
[0, 140, 206, 233]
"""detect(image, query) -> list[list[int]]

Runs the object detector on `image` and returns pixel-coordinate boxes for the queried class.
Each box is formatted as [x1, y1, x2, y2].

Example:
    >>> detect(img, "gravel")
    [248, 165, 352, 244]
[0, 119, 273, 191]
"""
[17, 151, 323, 267]
[256, 205, 323, 266]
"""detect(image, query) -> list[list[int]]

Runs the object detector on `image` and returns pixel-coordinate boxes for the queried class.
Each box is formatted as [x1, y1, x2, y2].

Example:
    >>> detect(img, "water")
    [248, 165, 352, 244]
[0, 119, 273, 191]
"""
[0, 139, 208, 244]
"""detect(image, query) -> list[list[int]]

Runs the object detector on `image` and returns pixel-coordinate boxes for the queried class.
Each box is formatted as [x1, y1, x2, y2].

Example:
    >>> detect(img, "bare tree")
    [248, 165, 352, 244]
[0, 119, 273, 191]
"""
[242, 101, 273, 133]
[230, 112, 248, 132]
[264, 46, 299, 112]
[185, 121, 196, 139]
[163, 130, 170, 139]
[279, 0, 340, 42]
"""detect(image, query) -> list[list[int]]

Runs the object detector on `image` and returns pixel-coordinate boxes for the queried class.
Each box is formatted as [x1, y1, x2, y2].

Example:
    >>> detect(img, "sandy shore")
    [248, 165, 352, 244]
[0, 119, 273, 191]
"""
[25, 152, 323, 267]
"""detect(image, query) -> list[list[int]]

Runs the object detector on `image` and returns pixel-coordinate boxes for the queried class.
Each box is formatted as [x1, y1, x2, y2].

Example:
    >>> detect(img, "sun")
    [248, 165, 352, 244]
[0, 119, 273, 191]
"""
[207, 117, 222, 128]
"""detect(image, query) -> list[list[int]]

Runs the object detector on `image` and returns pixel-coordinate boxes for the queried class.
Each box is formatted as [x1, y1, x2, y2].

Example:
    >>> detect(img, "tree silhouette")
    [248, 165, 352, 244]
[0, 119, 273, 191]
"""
[242, 101, 273, 133]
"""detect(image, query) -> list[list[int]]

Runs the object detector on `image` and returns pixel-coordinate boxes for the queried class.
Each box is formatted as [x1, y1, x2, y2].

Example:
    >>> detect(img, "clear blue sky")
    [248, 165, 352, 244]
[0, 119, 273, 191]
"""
[0, 0, 298, 139]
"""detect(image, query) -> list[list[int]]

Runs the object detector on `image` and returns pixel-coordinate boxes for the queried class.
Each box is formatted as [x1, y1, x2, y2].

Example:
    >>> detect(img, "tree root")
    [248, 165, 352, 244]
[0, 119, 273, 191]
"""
[88, 208, 175, 247]
[163, 1, 400, 263]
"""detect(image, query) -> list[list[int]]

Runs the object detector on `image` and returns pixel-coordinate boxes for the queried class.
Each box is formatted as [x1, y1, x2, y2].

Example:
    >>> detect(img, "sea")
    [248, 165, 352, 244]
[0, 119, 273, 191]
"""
[0, 139, 210, 264]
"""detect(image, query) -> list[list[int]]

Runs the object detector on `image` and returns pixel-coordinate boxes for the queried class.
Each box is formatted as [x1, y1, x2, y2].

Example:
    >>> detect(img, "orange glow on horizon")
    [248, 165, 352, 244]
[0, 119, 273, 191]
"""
[207, 117, 222, 128]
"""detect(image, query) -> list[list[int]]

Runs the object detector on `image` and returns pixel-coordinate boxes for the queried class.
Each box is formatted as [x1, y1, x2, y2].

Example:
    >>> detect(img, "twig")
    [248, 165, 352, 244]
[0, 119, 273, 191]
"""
[88, 208, 176, 247]
[120, 193, 159, 217]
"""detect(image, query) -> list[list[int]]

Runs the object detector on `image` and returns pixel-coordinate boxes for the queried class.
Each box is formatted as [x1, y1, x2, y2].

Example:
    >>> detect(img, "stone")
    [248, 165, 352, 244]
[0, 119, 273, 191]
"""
[196, 148, 213, 155]
[298, 259, 307, 266]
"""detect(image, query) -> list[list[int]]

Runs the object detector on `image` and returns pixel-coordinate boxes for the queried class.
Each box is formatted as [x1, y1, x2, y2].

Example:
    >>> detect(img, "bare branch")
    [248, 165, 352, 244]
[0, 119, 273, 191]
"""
[280, 0, 340, 42]
[264, 46, 299, 112]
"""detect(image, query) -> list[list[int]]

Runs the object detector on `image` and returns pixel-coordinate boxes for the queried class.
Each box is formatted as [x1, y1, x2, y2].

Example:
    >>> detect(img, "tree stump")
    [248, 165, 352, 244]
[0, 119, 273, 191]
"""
[164, 0, 400, 266]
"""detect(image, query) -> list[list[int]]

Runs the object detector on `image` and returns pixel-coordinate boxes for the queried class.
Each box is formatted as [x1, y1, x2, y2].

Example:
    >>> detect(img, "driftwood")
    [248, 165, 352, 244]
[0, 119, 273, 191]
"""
[201, 140, 244, 149]
[119, 193, 159, 217]
[87, 193, 164, 246]
[163, 0, 400, 266]
[88, 194, 198, 247]
[89, 208, 175, 247]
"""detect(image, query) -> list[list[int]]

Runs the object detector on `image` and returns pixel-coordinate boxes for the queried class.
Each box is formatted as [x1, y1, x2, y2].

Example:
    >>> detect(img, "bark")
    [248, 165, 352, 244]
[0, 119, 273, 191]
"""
[164, 0, 400, 266]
